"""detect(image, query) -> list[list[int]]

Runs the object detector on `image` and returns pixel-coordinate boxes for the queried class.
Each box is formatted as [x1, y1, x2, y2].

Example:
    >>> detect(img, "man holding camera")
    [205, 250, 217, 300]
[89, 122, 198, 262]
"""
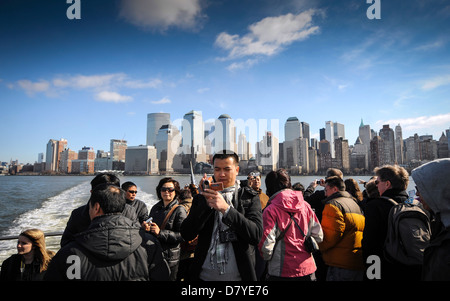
[180, 150, 263, 281]
[247, 171, 269, 210]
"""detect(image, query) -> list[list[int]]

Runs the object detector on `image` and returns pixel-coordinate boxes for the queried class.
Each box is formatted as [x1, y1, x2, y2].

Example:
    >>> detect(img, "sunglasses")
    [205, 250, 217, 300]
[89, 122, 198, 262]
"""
[127, 190, 137, 194]
[161, 187, 175, 193]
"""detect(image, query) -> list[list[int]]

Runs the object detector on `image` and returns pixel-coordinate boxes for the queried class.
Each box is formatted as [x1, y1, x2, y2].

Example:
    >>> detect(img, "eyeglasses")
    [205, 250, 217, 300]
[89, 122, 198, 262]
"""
[161, 187, 175, 193]
[127, 190, 137, 194]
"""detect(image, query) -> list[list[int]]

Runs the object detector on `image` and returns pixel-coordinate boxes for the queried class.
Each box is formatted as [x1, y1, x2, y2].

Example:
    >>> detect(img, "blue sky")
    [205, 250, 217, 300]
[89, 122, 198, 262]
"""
[1, 0, 450, 164]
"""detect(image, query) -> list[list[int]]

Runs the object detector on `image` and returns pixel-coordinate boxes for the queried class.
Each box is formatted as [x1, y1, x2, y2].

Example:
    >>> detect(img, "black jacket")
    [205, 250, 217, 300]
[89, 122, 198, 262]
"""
[180, 185, 262, 281]
[60, 202, 138, 247]
[149, 199, 187, 268]
[361, 188, 423, 280]
[127, 198, 149, 224]
[45, 214, 170, 281]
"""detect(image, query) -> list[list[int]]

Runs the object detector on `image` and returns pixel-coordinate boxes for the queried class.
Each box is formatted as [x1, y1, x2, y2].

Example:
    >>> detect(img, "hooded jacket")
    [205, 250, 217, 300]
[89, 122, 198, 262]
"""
[259, 189, 323, 278]
[412, 158, 450, 229]
[412, 158, 450, 280]
[45, 214, 170, 281]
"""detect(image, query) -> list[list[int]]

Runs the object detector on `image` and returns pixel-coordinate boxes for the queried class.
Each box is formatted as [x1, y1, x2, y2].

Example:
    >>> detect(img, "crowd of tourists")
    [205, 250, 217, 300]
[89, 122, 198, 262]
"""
[1, 150, 449, 281]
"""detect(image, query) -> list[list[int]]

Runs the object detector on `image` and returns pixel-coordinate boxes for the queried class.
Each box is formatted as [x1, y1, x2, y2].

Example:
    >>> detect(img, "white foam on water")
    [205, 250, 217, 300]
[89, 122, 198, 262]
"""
[0, 181, 90, 263]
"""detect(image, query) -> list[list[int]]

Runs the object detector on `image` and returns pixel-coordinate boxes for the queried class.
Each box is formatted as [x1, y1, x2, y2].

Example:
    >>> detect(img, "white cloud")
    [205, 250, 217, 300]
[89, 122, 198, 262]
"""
[151, 97, 171, 104]
[124, 78, 162, 89]
[376, 113, 450, 132]
[16, 79, 50, 95]
[95, 91, 133, 103]
[13, 73, 163, 102]
[53, 73, 126, 90]
[215, 9, 320, 60]
[421, 74, 450, 91]
[226, 59, 259, 71]
[118, 0, 205, 32]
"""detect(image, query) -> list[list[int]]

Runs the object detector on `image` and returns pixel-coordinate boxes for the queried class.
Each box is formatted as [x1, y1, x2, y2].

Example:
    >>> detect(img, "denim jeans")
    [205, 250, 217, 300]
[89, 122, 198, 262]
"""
[326, 266, 364, 281]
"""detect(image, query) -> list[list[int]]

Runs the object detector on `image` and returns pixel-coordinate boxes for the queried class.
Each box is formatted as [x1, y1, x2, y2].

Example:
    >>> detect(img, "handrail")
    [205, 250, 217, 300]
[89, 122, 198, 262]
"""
[0, 231, 64, 241]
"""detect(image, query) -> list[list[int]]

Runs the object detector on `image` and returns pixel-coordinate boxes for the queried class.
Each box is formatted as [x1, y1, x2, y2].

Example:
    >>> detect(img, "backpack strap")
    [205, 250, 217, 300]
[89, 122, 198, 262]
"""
[161, 204, 180, 231]
[380, 196, 398, 206]
[276, 215, 293, 242]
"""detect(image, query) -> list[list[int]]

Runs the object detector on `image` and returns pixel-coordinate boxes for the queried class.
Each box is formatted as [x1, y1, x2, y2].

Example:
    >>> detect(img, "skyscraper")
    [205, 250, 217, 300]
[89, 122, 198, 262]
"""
[284, 117, 302, 142]
[155, 124, 181, 171]
[325, 121, 335, 158]
[147, 113, 170, 146]
[45, 138, 67, 172]
[256, 131, 279, 172]
[182, 110, 204, 155]
[395, 124, 404, 164]
[215, 114, 236, 153]
[379, 124, 396, 165]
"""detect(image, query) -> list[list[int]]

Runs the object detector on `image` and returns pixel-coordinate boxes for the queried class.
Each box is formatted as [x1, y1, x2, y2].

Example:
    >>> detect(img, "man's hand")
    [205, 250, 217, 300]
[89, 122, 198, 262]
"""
[202, 189, 229, 214]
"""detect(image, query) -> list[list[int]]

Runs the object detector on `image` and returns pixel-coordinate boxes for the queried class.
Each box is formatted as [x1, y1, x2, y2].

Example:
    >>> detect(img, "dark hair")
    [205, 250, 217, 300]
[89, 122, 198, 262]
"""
[212, 150, 239, 165]
[326, 168, 343, 179]
[89, 183, 126, 214]
[265, 168, 292, 197]
[292, 182, 305, 193]
[90, 172, 120, 190]
[365, 179, 380, 198]
[156, 177, 181, 201]
[325, 176, 345, 191]
[344, 178, 363, 202]
[121, 181, 137, 191]
[179, 188, 192, 201]
[374, 164, 409, 191]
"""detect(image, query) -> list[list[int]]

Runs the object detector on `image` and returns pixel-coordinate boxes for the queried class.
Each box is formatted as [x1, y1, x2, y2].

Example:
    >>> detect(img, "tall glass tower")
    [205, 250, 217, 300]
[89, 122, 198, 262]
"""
[147, 113, 170, 147]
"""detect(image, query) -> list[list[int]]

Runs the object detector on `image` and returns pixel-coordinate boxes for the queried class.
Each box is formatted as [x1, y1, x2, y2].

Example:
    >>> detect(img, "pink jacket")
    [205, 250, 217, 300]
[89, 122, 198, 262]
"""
[258, 189, 323, 278]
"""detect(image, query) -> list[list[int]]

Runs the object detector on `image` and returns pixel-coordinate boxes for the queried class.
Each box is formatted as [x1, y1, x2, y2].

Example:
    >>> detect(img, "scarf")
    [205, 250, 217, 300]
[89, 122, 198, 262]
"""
[207, 184, 237, 275]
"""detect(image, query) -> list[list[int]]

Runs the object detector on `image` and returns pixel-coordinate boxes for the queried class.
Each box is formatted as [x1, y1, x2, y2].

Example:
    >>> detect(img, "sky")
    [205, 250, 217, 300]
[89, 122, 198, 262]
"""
[1, 0, 450, 164]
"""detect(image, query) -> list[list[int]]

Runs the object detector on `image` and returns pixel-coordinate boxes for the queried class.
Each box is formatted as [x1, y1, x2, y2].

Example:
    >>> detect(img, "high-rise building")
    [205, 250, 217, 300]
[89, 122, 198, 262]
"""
[71, 147, 95, 174]
[155, 124, 182, 172]
[285, 117, 302, 142]
[395, 124, 404, 164]
[125, 145, 159, 175]
[109, 139, 127, 170]
[182, 110, 205, 155]
[334, 137, 350, 172]
[59, 148, 77, 173]
[215, 114, 237, 153]
[301, 122, 310, 147]
[379, 124, 396, 165]
[334, 122, 345, 140]
[45, 138, 67, 172]
[147, 113, 170, 146]
[325, 121, 335, 158]
[256, 131, 279, 172]
[358, 119, 372, 168]
[238, 132, 251, 161]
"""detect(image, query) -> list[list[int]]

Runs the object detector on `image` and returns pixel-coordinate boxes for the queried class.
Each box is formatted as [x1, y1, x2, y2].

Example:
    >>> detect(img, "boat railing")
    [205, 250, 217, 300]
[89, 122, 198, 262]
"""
[0, 232, 63, 269]
[0, 231, 64, 241]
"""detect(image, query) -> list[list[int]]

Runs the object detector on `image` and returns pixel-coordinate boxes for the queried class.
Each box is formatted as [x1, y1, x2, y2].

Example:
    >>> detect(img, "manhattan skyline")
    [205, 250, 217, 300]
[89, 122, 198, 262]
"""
[1, 1, 450, 164]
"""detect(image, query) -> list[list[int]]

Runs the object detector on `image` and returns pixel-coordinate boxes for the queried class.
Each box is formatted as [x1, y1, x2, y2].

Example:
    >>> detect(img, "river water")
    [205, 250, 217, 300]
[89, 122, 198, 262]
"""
[0, 174, 416, 264]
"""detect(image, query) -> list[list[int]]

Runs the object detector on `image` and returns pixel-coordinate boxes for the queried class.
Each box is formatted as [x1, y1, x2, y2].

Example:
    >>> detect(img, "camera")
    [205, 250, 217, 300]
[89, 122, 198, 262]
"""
[316, 180, 321, 184]
[219, 229, 238, 243]
[203, 178, 224, 191]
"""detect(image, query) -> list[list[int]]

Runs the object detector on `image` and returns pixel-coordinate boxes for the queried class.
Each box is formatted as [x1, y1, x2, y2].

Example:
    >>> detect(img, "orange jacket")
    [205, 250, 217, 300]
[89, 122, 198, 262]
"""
[319, 191, 365, 270]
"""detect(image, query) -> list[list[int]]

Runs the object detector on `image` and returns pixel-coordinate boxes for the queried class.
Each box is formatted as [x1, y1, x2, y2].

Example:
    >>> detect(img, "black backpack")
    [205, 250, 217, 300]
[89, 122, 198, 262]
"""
[383, 197, 431, 266]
